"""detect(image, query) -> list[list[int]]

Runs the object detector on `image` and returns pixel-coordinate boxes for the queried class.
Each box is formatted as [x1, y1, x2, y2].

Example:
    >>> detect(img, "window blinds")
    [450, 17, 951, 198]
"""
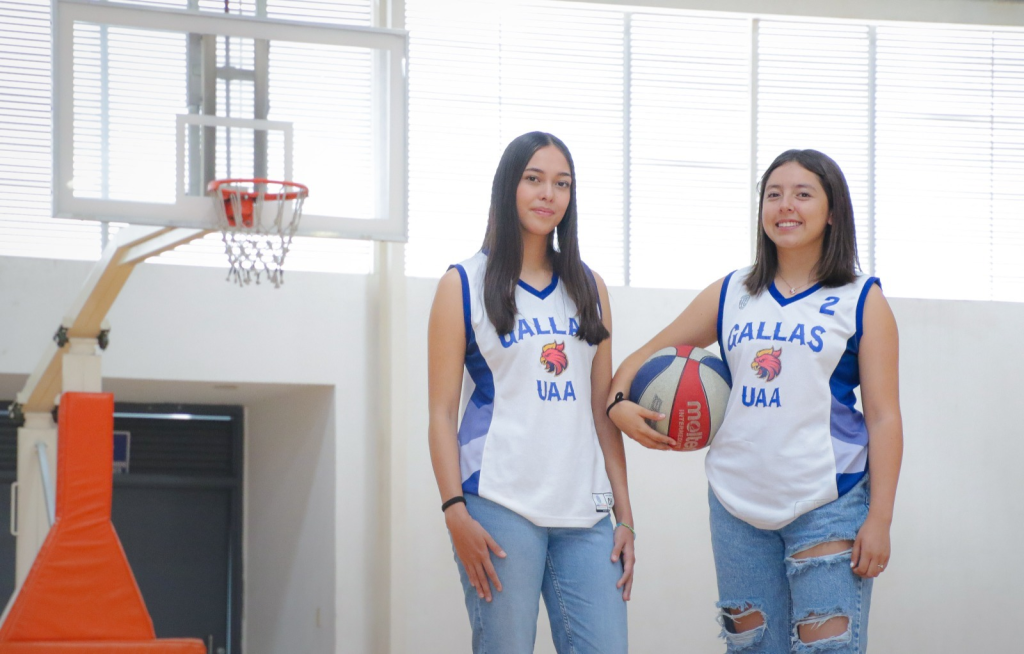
[0, 0, 102, 260]
[2, 0, 1023, 300]
[875, 26, 1024, 301]
[405, 4, 1024, 301]
[405, 0, 626, 283]
[628, 12, 750, 288]
[756, 20, 873, 274]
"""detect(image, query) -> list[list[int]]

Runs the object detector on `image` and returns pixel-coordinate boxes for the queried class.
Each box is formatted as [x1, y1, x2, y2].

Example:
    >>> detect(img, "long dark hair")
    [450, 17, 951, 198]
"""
[745, 149, 860, 296]
[481, 132, 609, 345]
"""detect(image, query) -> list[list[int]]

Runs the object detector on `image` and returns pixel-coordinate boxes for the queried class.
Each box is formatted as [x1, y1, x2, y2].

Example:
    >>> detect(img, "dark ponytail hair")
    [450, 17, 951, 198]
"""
[481, 132, 609, 345]
[745, 149, 860, 296]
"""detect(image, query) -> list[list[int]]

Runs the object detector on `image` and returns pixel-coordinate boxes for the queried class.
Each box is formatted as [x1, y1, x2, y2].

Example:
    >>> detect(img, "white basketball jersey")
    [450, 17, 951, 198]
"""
[708, 266, 879, 530]
[452, 251, 612, 528]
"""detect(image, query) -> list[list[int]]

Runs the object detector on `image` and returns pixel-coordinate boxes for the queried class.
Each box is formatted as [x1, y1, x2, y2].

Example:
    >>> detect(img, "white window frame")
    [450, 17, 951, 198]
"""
[559, 0, 1024, 29]
[53, 0, 410, 241]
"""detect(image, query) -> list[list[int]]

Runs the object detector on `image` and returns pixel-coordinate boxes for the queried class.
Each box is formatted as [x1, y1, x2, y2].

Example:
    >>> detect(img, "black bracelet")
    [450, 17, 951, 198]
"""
[441, 495, 466, 513]
[606, 391, 626, 417]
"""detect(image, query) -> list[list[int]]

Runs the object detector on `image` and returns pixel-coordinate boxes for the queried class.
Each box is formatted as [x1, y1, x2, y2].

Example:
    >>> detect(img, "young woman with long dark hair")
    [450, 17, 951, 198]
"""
[608, 149, 902, 653]
[428, 131, 633, 653]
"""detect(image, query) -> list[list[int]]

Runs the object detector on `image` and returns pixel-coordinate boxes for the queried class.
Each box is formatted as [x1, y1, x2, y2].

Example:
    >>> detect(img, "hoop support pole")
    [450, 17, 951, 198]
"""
[16, 226, 209, 413]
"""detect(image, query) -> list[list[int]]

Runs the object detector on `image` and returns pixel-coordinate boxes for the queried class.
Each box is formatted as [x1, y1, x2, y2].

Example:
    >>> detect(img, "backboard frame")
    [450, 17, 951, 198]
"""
[53, 0, 409, 242]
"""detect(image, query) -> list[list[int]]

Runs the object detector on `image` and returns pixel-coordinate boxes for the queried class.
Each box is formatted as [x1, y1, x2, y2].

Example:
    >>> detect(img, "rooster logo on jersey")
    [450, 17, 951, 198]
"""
[540, 341, 568, 375]
[751, 348, 782, 381]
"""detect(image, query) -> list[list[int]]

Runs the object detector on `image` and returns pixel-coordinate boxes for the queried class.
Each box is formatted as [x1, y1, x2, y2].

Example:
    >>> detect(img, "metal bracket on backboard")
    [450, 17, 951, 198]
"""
[53, 326, 69, 349]
[7, 402, 24, 428]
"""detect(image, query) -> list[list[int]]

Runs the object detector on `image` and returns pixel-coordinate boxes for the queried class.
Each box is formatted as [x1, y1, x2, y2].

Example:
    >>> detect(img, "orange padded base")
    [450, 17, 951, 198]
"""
[0, 640, 206, 653]
[0, 393, 205, 654]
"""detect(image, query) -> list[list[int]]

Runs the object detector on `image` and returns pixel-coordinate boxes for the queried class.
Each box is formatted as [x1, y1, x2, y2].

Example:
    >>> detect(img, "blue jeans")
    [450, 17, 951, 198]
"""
[452, 494, 628, 654]
[709, 477, 873, 653]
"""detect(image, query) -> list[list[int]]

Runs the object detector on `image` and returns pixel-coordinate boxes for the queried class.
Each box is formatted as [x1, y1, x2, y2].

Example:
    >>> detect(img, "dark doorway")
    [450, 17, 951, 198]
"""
[0, 402, 243, 654]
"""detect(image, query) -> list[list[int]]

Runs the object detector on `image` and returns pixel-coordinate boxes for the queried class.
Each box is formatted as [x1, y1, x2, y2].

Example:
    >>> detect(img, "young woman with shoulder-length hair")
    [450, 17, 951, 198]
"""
[609, 149, 902, 653]
[428, 131, 634, 653]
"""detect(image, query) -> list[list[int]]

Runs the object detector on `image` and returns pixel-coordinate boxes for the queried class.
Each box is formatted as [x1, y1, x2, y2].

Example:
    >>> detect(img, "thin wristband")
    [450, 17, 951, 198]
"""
[441, 495, 466, 513]
[615, 522, 636, 539]
[606, 391, 626, 417]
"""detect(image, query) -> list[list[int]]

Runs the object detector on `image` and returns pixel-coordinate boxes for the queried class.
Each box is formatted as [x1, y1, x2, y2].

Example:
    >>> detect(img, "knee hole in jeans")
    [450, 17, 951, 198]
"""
[792, 539, 854, 560]
[788, 542, 857, 646]
[726, 604, 765, 633]
[795, 612, 850, 644]
[716, 603, 766, 651]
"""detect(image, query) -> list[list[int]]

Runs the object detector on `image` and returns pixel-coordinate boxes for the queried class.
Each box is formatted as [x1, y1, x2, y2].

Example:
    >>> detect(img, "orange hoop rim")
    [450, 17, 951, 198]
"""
[207, 178, 309, 202]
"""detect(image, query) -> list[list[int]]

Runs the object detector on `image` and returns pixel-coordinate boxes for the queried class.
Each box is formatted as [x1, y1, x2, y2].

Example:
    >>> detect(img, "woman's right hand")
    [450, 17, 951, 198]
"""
[446, 504, 506, 602]
[608, 400, 675, 451]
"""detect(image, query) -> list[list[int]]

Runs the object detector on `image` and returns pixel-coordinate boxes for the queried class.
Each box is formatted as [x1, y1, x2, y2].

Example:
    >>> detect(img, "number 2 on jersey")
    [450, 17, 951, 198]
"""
[819, 297, 840, 316]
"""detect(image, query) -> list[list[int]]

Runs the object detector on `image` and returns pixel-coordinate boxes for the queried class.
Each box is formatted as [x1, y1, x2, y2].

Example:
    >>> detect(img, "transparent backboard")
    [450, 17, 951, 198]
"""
[54, 0, 408, 241]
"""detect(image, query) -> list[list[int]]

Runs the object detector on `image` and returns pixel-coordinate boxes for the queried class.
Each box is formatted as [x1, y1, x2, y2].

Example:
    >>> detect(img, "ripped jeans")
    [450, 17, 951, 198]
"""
[708, 476, 873, 653]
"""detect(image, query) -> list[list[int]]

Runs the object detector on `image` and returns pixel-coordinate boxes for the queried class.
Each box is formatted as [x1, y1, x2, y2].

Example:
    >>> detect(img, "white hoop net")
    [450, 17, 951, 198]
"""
[209, 179, 308, 288]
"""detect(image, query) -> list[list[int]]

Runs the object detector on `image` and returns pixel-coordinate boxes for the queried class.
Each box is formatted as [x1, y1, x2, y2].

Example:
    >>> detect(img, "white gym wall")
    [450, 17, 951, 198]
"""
[0, 258, 377, 653]
[398, 278, 1024, 654]
[2, 254, 1015, 652]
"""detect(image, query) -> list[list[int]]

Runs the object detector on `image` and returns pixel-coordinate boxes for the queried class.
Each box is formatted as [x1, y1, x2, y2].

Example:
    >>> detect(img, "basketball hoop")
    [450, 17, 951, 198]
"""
[208, 178, 308, 287]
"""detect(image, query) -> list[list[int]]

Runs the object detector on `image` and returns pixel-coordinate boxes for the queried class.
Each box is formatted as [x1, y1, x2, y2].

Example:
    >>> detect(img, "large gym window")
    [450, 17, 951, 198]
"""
[1, 0, 1022, 301]
[404, 0, 1024, 303]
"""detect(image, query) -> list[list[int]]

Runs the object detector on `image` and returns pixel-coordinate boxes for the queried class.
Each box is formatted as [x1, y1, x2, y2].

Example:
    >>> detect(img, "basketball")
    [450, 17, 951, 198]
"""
[628, 345, 732, 451]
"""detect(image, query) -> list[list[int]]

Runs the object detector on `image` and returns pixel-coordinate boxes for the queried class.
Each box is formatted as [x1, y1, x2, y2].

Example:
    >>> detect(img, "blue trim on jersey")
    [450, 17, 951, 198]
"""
[836, 470, 866, 496]
[855, 277, 880, 340]
[477, 248, 560, 300]
[827, 278, 879, 497]
[518, 274, 559, 299]
[830, 336, 860, 408]
[460, 357, 495, 445]
[769, 281, 824, 307]
[452, 264, 495, 448]
[463, 470, 480, 495]
[459, 400, 494, 447]
[829, 396, 868, 445]
[716, 271, 736, 383]
[829, 278, 880, 407]
[716, 271, 735, 345]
